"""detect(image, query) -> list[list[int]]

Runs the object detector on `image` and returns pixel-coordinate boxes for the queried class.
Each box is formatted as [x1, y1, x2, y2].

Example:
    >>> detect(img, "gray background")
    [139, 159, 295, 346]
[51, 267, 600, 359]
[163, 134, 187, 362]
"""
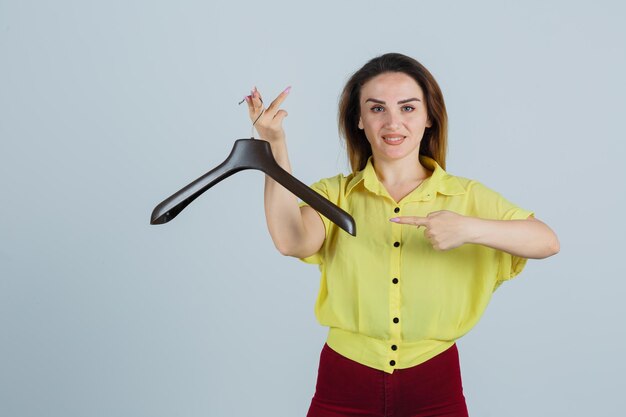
[1, 0, 624, 416]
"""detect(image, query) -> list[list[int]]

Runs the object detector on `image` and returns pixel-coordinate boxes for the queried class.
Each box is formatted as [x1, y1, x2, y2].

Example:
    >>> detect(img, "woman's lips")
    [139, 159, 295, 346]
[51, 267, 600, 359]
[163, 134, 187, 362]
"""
[382, 135, 406, 145]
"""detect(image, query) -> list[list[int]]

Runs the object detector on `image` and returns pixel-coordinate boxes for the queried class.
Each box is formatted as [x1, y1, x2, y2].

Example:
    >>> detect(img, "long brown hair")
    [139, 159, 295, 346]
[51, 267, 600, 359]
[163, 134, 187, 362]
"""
[338, 53, 448, 172]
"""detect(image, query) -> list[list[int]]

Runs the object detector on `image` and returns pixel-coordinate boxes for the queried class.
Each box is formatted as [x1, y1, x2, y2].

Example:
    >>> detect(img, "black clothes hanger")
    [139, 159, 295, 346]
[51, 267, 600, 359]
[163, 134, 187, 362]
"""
[150, 138, 356, 236]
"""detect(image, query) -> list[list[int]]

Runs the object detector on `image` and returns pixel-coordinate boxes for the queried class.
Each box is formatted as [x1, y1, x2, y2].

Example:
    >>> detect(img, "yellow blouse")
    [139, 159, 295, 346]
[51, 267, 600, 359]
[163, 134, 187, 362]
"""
[300, 156, 534, 373]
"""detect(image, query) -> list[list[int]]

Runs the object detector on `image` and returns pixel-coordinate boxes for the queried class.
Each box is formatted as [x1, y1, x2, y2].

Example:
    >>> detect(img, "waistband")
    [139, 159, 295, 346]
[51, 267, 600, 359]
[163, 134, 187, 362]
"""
[327, 327, 456, 374]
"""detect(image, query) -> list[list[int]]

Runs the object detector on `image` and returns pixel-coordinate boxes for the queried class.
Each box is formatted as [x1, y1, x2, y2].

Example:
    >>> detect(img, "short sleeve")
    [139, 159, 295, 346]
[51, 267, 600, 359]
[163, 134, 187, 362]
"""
[497, 206, 535, 284]
[468, 181, 535, 284]
[298, 178, 334, 265]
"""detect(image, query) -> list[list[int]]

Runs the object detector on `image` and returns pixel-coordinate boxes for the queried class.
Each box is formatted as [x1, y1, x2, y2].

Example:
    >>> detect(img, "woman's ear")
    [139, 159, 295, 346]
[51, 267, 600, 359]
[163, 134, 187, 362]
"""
[358, 118, 363, 130]
[426, 118, 432, 128]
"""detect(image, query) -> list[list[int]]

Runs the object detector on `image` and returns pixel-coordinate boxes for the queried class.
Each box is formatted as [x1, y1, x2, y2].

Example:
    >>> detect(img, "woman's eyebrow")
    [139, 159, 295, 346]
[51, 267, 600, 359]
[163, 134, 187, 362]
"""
[365, 98, 421, 104]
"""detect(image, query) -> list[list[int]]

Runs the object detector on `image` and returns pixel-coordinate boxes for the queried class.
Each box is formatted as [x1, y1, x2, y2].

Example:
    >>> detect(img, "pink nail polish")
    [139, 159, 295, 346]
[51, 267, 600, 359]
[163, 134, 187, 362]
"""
[283, 86, 291, 94]
[390, 218, 399, 222]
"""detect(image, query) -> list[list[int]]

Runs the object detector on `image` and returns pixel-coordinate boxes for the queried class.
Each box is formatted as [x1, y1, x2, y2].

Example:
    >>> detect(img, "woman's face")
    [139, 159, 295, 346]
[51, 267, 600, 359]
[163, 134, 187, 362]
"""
[358, 72, 431, 164]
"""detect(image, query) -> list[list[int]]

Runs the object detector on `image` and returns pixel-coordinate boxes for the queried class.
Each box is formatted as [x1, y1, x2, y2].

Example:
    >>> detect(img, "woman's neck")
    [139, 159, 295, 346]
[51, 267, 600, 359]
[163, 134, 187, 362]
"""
[372, 155, 432, 203]
[372, 154, 430, 186]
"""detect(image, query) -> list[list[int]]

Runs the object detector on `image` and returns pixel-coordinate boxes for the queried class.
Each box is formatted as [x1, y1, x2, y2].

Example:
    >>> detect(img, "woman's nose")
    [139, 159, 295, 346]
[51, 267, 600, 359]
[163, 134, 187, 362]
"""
[384, 111, 401, 129]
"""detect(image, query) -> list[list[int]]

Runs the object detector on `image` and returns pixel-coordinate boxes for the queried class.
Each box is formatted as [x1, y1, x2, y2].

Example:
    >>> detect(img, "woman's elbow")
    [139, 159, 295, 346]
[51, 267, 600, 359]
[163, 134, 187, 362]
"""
[274, 240, 299, 257]
[528, 217, 560, 258]
[274, 240, 312, 258]
[536, 233, 560, 259]
[548, 235, 560, 257]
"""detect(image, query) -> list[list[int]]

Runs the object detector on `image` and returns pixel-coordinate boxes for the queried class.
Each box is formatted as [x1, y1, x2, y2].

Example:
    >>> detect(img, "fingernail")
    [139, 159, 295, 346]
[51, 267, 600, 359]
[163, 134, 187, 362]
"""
[283, 86, 291, 94]
[389, 218, 399, 222]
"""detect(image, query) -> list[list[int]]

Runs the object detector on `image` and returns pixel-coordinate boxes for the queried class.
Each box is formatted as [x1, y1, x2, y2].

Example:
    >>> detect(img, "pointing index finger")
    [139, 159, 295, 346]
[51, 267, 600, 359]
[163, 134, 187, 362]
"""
[390, 216, 429, 227]
[266, 86, 292, 115]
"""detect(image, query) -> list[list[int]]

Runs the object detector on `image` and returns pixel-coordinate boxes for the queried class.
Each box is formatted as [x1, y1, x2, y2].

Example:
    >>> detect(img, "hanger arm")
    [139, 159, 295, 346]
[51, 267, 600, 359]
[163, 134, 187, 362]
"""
[150, 152, 241, 225]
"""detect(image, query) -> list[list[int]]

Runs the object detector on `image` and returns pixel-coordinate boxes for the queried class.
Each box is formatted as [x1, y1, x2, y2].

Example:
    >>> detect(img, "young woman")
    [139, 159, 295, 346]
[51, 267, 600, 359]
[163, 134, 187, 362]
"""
[244, 53, 559, 417]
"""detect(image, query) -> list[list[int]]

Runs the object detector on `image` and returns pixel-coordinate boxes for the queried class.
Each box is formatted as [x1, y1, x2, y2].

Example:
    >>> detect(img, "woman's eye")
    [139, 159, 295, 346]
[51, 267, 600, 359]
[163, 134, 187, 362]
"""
[371, 106, 384, 113]
[402, 105, 415, 112]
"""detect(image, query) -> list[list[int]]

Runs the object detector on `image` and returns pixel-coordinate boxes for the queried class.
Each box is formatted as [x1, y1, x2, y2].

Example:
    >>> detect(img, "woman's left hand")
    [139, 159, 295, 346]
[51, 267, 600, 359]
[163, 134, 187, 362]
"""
[390, 210, 473, 251]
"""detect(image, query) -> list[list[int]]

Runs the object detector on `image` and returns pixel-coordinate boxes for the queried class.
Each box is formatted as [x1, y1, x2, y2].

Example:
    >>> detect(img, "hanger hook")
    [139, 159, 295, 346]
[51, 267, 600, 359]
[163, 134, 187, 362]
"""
[239, 93, 264, 139]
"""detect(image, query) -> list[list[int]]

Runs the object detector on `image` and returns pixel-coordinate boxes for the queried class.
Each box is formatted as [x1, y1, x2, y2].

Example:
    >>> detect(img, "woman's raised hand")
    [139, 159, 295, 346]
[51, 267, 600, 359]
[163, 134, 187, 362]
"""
[244, 86, 291, 143]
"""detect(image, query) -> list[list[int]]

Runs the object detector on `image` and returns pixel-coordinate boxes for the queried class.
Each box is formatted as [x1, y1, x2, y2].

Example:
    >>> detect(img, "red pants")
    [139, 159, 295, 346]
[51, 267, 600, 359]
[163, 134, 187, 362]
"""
[307, 343, 469, 417]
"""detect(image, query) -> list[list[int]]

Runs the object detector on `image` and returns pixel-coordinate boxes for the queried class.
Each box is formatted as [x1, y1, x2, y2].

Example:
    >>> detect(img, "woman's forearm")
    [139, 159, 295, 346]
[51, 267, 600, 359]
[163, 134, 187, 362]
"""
[466, 216, 560, 259]
[264, 140, 323, 257]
